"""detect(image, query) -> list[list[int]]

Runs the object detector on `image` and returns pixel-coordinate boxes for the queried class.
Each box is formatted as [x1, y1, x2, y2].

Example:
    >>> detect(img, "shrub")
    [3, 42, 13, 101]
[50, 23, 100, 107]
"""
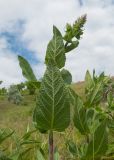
[8, 85, 23, 105]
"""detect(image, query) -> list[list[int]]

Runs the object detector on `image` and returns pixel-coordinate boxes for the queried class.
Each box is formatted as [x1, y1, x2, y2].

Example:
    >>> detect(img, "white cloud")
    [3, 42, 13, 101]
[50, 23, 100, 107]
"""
[0, 38, 24, 87]
[0, 0, 114, 87]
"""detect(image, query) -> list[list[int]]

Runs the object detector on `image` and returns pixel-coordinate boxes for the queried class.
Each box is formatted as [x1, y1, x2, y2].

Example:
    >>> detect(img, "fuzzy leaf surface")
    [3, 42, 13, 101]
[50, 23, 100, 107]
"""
[18, 55, 37, 81]
[85, 70, 94, 91]
[45, 26, 65, 69]
[71, 89, 89, 135]
[61, 69, 72, 85]
[33, 63, 70, 132]
[85, 120, 108, 160]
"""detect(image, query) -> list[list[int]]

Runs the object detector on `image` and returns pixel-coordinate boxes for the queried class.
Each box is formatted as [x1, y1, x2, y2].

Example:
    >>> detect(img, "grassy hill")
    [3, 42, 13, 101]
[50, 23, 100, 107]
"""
[1, 82, 114, 160]
[0, 82, 85, 135]
[0, 84, 85, 159]
[0, 95, 36, 135]
[71, 81, 85, 98]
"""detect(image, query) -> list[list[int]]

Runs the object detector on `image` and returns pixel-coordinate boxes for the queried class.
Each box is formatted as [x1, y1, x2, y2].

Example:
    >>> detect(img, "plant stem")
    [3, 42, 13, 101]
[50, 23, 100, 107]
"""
[49, 130, 54, 160]
[86, 134, 89, 144]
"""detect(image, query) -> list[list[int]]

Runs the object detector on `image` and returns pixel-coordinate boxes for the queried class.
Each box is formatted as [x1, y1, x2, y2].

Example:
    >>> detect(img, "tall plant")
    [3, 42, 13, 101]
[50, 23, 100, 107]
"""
[66, 71, 114, 160]
[18, 15, 87, 159]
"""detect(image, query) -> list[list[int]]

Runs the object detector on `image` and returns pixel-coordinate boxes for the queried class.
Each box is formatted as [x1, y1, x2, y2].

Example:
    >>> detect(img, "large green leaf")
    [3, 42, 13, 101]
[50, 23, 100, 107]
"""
[61, 69, 72, 85]
[89, 83, 102, 104]
[18, 55, 37, 81]
[45, 26, 65, 69]
[72, 89, 89, 135]
[68, 87, 81, 106]
[33, 62, 70, 132]
[73, 106, 89, 135]
[85, 120, 108, 160]
[85, 82, 103, 107]
[85, 70, 105, 108]
[85, 70, 94, 91]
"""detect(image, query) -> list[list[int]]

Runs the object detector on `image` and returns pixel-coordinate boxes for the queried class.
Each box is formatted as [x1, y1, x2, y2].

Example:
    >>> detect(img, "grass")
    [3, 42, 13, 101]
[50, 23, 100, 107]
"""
[0, 83, 86, 159]
[0, 95, 36, 135]
[0, 83, 113, 159]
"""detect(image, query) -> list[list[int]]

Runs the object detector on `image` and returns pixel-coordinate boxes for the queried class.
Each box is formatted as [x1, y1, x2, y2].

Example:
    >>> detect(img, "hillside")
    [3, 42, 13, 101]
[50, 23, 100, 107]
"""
[0, 82, 85, 135]
[0, 95, 36, 135]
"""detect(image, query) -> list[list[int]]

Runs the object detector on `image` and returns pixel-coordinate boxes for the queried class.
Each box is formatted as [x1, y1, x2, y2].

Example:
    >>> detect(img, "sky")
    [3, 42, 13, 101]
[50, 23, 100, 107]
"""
[0, 0, 114, 87]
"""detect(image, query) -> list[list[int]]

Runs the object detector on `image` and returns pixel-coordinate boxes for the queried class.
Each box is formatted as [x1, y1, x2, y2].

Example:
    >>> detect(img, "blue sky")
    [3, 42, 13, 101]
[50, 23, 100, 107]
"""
[0, 20, 38, 64]
[78, 0, 84, 6]
[0, 0, 114, 87]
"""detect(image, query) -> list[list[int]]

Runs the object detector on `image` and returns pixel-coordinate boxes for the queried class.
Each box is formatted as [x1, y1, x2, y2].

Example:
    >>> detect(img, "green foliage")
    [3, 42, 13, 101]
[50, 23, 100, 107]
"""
[67, 120, 108, 160]
[65, 41, 79, 53]
[25, 81, 41, 95]
[85, 70, 94, 92]
[36, 150, 45, 160]
[45, 26, 65, 69]
[64, 14, 86, 41]
[17, 82, 25, 92]
[72, 90, 89, 135]
[0, 87, 7, 95]
[85, 82, 103, 108]
[107, 92, 114, 110]
[64, 14, 87, 53]
[66, 140, 78, 157]
[2, 14, 114, 160]
[8, 85, 23, 105]
[85, 70, 104, 107]
[61, 69, 72, 85]
[18, 56, 37, 81]
[54, 147, 60, 160]
[85, 120, 108, 160]
[17, 15, 87, 160]
[29, 81, 41, 90]
[0, 129, 14, 144]
[25, 81, 36, 95]
[68, 71, 112, 160]
[0, 151, 11, 160]
[33, 62, 70, 132]
[10, 130, 41, 160]
[0, 129, 14, 160]
[16, 15, 114, 160]
[0, 127, 44, 160]
[18, 56, 41, 95]
[92, 70, 114, 101]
